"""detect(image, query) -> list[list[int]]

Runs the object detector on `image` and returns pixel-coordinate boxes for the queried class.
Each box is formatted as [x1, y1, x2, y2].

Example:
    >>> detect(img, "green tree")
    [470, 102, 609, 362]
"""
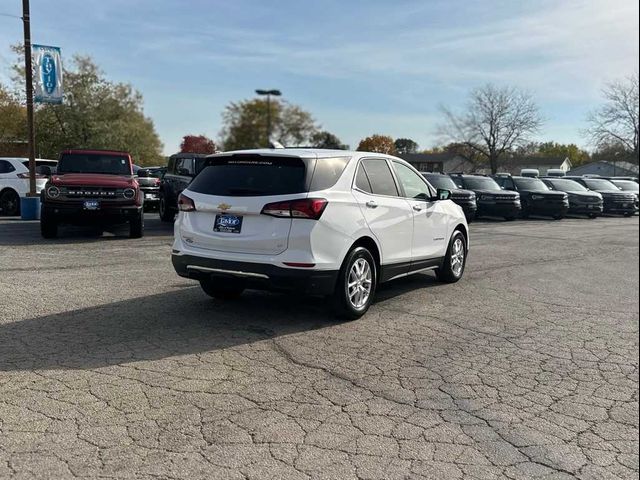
[10, 48, 163, 165]
[394, 138, 418, 155]
[310, 131, 349, 149]
[537, 141, 590, 166]
[0, 83, 27, 145]
[220, 98, 318, 150]
[357, 134, 397, 155]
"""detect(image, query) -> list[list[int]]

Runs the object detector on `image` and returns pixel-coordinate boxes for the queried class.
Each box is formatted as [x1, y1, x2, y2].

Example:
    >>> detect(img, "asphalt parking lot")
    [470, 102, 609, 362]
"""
[0, 215, 638, 480]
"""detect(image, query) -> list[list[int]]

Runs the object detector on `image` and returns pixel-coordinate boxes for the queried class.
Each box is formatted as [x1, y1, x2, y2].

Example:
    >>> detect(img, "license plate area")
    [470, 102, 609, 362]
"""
[83, 200, 100, 210]
[214, 214, 243, 234]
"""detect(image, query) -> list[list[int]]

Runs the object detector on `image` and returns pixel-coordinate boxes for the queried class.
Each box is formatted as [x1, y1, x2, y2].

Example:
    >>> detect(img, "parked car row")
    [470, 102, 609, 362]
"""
[421, 171, 637, 221]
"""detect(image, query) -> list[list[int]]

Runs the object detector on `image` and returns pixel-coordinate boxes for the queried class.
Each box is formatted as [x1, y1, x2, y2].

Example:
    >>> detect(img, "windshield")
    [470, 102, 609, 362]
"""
[58, 153, 131, 175]
[423, 174, 458, 190]
[611, 180, 639, 192]
[461, 176, 501, 191]
[583, 179, 619, 190]
[546, 179, 588, 192]
[514, 178, 550, 191]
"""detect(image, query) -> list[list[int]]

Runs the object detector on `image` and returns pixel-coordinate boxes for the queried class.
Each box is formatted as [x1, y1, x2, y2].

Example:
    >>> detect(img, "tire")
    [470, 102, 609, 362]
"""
[129, 211, 144, 238]
[553, 214, 564, 220]
[40, 210, 58, 239]
[520, 202, 530, 219]
[332, 247, 377, 320]
[200, 277, 245, 300]
[623, 212, 634, 217]
[588, 213, 599, 219]
[0, 189, 20, 216]
[159, 195, 175, 222]
[504, 216, 516, 221]
[436, 230, 467, 284]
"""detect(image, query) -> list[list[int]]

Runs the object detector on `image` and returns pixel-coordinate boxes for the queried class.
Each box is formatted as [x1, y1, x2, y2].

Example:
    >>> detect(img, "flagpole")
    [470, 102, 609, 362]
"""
[22, 0, 37, 196]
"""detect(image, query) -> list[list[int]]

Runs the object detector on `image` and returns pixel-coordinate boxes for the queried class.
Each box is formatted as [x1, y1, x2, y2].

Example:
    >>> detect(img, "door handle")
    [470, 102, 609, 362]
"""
[366, 201, 378, 209]
[412, 205, 423, 212]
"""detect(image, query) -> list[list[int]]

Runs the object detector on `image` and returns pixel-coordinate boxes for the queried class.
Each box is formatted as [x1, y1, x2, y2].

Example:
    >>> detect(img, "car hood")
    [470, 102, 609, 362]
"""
[450, 188, 476, 198]
[567, 191, 603, 199]
[473, 189, 518, 197]
[523, 190, 566, 198]
[51, 173, 137, 188]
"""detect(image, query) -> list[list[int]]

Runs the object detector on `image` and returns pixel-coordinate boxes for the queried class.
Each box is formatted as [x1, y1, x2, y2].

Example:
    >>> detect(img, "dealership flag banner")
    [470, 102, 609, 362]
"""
[33, 45, 63, 104]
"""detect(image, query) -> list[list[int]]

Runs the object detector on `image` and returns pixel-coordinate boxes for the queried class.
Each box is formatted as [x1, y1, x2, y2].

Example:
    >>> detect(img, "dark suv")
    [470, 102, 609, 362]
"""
[133, 165, 164, 211]
[493, 174, 569, 219]
[40, 149, 143, 238]
[159, 153, 208, 222]
[422, 172, 477, 221]
[540, 177, 603, 218]
[449, 174, 521, 220]
[565, 176, 638, 216]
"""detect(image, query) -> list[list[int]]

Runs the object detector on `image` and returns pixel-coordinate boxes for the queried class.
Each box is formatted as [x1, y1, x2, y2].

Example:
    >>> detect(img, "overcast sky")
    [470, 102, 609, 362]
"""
[1, 0, 638, 154]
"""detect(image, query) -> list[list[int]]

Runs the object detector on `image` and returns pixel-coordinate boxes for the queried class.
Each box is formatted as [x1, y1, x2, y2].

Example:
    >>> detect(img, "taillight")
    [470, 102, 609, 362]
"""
[178, 193, 196, 212]
[17, 172, 46, 179]
[261, 198, 328, 220]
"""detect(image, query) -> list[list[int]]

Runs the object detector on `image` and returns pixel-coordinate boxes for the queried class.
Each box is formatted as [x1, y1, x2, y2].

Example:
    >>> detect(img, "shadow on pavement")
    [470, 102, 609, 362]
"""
[0, 273, 444, 372]
[0, 215, 174, 246]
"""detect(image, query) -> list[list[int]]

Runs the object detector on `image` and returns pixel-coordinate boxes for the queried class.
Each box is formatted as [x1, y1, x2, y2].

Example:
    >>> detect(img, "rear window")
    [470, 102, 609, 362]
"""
[189, 155, 306, 197]
[57, 153, 131, 175]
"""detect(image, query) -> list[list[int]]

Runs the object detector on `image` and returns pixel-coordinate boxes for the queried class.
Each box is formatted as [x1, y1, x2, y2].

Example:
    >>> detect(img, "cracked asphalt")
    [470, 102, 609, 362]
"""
[0, 215, 638, 479]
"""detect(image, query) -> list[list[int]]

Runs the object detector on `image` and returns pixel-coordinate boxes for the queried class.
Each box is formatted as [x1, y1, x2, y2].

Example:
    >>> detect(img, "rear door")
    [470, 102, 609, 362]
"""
[182, 154, 308, 255]
[351, 158, 413, 273]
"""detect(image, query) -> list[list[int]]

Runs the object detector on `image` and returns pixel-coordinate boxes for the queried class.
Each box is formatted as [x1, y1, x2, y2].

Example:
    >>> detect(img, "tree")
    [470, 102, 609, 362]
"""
[536, 141, 590, 166]
[394, 138, 418, 155]
[357, 135, 396, 155]
[310, 131, 349, 149]
[220, 98, 318, 150]
[585, 73, 639, 163]
[180, 134, 216, 154]
[0, 83, 27, 144]
[439, 84, 543, 173]
[10, 48, 163, 165]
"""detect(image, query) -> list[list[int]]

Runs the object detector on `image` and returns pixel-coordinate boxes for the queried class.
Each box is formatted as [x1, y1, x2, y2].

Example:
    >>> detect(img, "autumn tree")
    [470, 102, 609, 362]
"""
[220, 98, 318, 150]
[585, 73, 639, 163]
[439, 84, 543, 173]
[310, 131, 349, 149]
[536, 141, 590, 166]
[0, 84, 27, 145]
[357, 134, 397, 155]
[394, 138, 418, 155]
[180, 134, 216, 154]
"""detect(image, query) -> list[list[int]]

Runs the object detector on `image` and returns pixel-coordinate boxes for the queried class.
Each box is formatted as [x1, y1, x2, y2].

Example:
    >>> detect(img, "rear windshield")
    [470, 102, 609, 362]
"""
[423, 174, 457, 190]
[190, 155, 307, 197]
[461, 176, 501, 191]
[58, 153, 131, 175]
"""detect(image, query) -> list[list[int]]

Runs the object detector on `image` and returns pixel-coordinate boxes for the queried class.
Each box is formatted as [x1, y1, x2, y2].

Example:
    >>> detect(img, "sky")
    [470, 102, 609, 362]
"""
[1, 0, 638, 155]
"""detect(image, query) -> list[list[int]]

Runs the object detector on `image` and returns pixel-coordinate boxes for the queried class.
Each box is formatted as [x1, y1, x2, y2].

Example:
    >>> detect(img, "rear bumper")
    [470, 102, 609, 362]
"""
[42, 202, 142, 224]
[172, 253, 339, 296]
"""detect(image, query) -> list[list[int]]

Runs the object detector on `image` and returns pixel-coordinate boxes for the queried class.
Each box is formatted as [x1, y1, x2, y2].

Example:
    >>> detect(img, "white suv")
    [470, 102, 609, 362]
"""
[172, 149, 469, 318]
[0, 157, 57, 216]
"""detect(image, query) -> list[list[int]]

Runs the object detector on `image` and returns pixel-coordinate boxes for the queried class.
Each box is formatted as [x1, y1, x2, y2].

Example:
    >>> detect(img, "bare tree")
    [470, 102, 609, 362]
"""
[439, 84, 543, 173]
[585, 73, 639, 164]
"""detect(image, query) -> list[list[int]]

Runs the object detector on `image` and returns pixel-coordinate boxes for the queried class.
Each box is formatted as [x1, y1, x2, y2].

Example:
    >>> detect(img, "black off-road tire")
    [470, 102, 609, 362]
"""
[159, 195, 175, 222]
[40, 210, 58, 239]
[129, 211, 144, 238]
[0, 189, 20, 216]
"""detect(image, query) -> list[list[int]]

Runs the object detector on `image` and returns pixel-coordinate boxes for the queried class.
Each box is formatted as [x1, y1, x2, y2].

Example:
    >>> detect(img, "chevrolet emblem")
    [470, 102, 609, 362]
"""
[217, 203, 231, 211]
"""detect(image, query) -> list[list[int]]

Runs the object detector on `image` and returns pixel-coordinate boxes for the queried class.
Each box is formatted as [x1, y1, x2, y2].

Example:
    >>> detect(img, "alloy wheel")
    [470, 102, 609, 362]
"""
[347, 258, 373, 310]
[451, 238, 465, 277]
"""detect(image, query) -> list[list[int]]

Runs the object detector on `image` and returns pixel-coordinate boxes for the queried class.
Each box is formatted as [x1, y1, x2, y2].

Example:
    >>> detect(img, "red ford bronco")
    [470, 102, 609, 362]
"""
[40, 149, 144, 238]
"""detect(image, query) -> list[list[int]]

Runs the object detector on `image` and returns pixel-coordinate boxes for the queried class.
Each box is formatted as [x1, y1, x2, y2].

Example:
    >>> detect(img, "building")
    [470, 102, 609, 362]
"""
[399, 153, 476, 173]
[499, 156, 572, 175]
[567, 160, 639, 178]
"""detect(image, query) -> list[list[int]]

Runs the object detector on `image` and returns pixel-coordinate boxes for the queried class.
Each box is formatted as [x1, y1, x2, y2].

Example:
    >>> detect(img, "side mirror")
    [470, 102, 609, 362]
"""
[500, 186, 505, 190]
[436, 188, 451, 201]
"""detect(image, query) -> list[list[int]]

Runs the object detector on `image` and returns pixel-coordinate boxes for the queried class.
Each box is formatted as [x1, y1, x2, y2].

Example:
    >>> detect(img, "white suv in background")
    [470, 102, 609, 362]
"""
[172, 149, 469, 318]
[0, 157, 57, 216]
